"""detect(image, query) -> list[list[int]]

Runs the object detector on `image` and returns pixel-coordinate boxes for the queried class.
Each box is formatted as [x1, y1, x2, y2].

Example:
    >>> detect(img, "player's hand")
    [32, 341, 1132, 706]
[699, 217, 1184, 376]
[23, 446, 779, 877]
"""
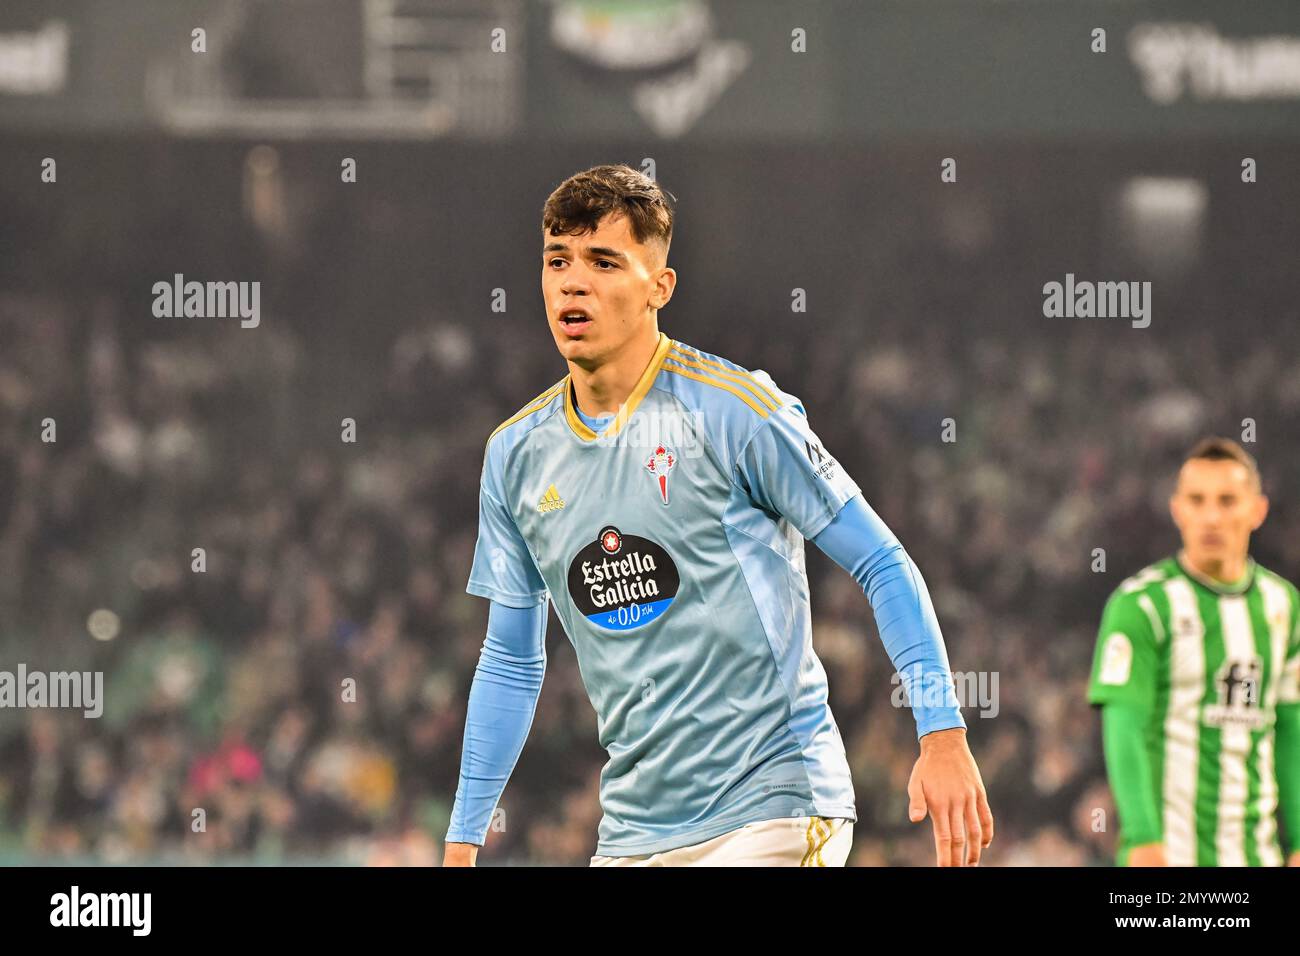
[1287, 850, 1300, 867]
[907, 727, 994, 867]
[443, 842, 479, 866]
[1127, 843, 1166, 867]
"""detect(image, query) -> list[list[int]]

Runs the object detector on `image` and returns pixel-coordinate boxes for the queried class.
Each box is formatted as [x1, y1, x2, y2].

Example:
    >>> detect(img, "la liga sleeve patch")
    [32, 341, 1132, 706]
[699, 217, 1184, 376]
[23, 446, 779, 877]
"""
[1099, 631, 1134, 686]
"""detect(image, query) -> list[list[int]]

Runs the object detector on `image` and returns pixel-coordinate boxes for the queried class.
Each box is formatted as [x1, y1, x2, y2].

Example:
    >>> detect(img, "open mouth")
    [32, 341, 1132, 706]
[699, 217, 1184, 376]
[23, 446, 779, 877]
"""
[558, 308, 592, 335]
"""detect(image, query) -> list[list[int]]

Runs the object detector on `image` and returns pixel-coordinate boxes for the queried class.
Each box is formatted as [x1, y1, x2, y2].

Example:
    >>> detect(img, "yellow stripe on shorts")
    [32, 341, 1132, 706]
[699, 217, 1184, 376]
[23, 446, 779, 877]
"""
[801, 818, 816, 867]
[799, 817, 836, 867]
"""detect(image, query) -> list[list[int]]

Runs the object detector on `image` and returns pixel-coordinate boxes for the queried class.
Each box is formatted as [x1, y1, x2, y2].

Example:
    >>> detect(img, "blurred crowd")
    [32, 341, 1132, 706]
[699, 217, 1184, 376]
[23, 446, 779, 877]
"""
[2, 148, 1299, 866]
[5, 288, 1299, 867]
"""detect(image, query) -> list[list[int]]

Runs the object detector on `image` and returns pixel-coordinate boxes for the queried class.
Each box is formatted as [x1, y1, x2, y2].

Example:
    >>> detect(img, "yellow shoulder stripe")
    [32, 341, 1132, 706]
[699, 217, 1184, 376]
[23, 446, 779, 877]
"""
[523, 377, 567, 410]
[669, 345, 782, 409]
[489, 378, 565, 442]
[661, 361, 770, 419]
[666, 348, 780, 411]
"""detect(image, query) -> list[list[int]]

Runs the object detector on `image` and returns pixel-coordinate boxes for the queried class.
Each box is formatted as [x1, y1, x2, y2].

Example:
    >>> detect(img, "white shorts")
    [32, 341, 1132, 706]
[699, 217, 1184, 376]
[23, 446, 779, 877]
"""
[590, 816, 853, 867]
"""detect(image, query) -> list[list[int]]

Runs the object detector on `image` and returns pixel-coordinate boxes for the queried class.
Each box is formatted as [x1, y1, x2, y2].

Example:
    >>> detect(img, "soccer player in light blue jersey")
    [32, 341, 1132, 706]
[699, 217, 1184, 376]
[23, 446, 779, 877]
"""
[443, 164, 994, 866]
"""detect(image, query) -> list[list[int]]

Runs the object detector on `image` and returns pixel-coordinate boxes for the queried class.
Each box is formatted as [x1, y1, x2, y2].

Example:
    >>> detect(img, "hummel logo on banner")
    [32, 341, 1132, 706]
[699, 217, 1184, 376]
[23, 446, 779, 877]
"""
[537, 484, 566, 514]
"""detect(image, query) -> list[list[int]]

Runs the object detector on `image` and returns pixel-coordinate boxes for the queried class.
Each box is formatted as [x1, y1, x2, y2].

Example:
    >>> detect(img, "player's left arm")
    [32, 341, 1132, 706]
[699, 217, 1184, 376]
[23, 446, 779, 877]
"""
[1277, 612, 1300, 866]
[813, 494, 993, 867]
[735, 394, 993, 867]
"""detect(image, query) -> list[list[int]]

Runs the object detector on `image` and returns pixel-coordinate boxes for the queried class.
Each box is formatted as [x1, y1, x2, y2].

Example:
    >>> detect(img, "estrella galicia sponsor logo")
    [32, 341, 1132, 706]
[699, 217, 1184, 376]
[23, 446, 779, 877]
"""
[804, 440, 837, 480]
[567, 526, 679, 631]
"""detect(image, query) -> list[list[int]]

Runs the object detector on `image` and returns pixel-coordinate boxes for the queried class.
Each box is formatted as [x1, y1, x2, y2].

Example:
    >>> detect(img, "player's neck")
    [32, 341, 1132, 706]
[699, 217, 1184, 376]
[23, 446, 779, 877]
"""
[1178, 548, 1250, 587]
[569, 327, 661, 417]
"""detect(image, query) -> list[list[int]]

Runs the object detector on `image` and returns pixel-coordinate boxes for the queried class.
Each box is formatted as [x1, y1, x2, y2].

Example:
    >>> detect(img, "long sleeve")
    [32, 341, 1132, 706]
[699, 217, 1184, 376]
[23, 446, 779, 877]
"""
[1277, 614, 1300, 855]
[445, 599, 548, 846]
[1087, 582, 1164, 859]
[1276, 702, 1300, 854]
[1101, 702, 1162, 850]
[811, 493, 965, 739]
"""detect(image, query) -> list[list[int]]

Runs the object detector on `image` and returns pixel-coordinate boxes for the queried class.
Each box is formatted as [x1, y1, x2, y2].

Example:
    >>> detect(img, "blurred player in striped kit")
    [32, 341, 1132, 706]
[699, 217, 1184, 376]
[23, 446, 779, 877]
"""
[1089, 437, 1300, 866]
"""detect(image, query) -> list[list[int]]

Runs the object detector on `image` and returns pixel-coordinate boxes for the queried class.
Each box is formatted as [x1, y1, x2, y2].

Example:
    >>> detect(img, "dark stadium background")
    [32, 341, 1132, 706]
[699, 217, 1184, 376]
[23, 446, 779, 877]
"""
[2, 0, 1299, 865]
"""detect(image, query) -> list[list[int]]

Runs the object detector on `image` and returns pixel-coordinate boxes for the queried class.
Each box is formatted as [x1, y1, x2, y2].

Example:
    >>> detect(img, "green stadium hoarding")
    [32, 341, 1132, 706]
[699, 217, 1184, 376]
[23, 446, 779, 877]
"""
[2, 0, 1299, 139]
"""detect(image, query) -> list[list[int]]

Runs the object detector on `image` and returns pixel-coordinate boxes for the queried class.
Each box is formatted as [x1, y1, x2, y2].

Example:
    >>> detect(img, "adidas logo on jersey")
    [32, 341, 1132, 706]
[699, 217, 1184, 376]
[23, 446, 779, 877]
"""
[537, 484, 566, 514]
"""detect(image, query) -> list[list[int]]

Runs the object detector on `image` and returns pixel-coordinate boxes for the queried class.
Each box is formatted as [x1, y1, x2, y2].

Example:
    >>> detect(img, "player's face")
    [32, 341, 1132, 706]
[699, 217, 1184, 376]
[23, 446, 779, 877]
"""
[541, 213, 671, 369]
[1169, 459, 1268, 568]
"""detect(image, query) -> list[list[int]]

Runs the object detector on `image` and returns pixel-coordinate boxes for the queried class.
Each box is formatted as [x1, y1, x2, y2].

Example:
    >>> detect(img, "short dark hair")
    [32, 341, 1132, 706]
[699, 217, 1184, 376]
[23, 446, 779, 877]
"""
[1183, 436, 1261, 491]
[542, 164, 675, 261]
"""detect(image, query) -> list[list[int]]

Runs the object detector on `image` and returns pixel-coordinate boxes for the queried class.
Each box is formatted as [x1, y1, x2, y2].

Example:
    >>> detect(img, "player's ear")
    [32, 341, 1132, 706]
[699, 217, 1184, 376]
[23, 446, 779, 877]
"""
[1251, 493, 1269, 530]
[1170, 494, 1190, 530]
[650, 267, 677, 310]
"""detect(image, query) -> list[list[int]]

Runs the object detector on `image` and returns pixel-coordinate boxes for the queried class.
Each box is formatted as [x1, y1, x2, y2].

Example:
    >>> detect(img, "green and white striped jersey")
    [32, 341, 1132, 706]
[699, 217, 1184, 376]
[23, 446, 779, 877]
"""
[1088, 554, 1300, 866]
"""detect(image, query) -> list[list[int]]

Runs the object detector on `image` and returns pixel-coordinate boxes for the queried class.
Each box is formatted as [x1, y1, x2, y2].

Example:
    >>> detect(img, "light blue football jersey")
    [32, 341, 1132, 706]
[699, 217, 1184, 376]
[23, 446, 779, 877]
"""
[467, 331, 863, 855]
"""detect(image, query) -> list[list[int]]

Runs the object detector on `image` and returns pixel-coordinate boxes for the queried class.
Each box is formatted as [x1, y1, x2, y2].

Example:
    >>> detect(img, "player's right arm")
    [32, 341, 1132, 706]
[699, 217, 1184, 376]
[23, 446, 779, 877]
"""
[1088, 586, 1163, 866]
[444, 438, 551, 867]
[444, 599, 547, 866]
[1276, 593, 1300, 866]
